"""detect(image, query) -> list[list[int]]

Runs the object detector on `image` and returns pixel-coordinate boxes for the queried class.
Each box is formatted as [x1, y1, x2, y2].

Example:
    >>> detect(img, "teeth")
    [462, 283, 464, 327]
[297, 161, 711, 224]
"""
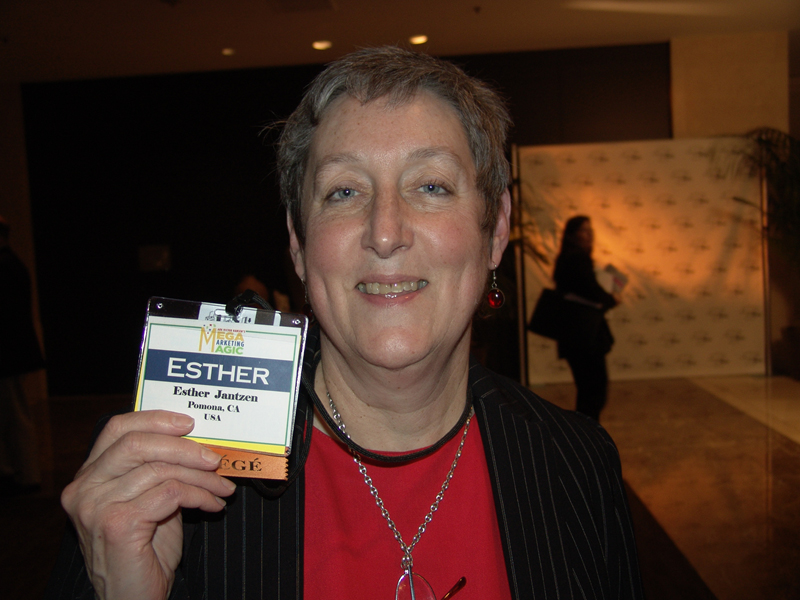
[357, 280, 428, 295]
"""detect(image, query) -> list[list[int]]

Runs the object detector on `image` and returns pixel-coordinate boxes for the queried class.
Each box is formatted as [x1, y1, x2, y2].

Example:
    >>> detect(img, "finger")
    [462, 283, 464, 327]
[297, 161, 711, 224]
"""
[87, 479, 228, 559]
[66, 468, 234, 537]
[84, 430, 223, 484]
[128, 478, 229, 527]
[85, 410, 196, 465]
[94, 460, 236, 505]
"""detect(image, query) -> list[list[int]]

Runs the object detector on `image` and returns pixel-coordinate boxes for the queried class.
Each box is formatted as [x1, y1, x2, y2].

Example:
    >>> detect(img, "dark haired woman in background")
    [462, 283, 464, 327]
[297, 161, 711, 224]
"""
[554, 216, 619, 422]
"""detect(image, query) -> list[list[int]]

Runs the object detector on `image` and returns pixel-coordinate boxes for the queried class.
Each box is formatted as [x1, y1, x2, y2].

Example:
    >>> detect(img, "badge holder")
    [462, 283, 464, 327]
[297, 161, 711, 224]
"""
[133, 291, 308, 480]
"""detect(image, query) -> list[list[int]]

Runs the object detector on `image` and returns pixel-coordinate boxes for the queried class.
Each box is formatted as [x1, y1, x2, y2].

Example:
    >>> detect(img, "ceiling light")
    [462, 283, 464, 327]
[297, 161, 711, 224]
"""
[221, 48, 236, 56]
[312, 40, 332, 50]
[409, 35, 428, 45]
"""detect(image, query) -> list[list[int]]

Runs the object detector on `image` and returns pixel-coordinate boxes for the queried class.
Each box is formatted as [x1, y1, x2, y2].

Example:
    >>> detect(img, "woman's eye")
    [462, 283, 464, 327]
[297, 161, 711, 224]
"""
[328, 187, 357, 201]
[419, 183, 447, 194]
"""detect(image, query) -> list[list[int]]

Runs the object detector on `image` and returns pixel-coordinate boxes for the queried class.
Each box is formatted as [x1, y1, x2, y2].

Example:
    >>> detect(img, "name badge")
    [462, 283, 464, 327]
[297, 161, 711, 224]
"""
[134, 297, 308, 479]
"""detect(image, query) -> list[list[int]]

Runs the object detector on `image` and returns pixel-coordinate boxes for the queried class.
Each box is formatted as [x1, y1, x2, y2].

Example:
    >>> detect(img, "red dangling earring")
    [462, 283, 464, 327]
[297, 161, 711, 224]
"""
[302, 302, 314, 320]
[487, 267, 505, 309]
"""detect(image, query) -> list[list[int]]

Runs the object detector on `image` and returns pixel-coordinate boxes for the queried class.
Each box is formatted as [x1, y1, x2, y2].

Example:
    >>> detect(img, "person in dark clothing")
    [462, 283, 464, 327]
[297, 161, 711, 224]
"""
[553, 215, 619, 421]
[46, 49, 641, 600]
[0, 215, 44, 494]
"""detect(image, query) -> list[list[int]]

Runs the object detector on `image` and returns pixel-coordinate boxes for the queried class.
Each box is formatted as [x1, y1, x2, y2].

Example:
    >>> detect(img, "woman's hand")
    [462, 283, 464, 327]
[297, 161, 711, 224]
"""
[61, 410, 236, 600]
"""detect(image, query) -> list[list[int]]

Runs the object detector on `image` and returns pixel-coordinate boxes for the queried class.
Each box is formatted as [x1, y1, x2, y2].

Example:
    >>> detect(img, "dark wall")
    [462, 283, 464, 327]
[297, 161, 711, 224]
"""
[22, 43, 670, 394]
[453, 43, 671, 145]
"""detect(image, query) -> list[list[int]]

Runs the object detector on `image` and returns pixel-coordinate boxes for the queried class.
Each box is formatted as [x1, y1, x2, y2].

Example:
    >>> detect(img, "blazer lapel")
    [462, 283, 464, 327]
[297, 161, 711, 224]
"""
[471, 359, 577, 600]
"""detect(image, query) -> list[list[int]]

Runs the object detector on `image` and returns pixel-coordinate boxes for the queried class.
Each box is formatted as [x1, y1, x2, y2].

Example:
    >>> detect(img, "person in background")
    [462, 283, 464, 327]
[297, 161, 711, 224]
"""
[46, 48, 641, 600]
[0, 215, 43, 496]
[553, 215, 619, 422]
[234, 272, 292, 313]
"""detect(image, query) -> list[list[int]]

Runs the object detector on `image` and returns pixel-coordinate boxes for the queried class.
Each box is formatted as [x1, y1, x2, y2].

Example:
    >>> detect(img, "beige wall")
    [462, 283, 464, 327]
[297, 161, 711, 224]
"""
[671, 31, 790, 137]
[672, 31, 798, 366]
[521, 138, 764, 383]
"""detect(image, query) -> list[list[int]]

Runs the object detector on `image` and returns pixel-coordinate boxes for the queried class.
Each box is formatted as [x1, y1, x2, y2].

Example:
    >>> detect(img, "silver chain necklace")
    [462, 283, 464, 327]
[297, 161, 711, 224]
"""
[327, 392, 471, 600]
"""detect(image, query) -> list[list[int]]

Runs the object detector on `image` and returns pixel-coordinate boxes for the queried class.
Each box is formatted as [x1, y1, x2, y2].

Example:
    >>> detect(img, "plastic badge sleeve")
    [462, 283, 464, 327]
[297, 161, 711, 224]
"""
[133, 297, 308, 480]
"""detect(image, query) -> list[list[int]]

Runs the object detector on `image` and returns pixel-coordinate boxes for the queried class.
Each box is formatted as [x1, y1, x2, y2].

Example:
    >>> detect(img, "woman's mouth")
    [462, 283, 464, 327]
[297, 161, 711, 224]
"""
[357, 280, 429, 295]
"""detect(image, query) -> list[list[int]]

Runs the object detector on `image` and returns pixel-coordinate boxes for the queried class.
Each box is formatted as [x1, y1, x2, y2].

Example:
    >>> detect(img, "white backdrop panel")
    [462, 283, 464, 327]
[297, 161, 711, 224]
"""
[519, 138, 764, 383]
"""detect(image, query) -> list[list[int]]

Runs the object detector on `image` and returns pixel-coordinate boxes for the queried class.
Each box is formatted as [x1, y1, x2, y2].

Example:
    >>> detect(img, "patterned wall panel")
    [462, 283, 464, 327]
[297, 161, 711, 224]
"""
[519, 138, 764, 383]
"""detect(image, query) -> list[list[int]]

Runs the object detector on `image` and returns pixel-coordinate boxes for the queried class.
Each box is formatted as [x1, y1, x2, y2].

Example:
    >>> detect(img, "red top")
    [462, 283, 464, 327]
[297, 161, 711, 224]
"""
[304, 417, 513, 599]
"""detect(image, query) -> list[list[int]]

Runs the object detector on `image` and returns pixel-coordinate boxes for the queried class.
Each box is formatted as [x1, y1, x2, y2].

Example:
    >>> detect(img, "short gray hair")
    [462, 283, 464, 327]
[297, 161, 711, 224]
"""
[277, 46, 512, 244]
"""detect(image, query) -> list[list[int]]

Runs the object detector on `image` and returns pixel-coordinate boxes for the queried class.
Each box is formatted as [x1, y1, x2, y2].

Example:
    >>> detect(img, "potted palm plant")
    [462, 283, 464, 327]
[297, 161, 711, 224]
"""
[737, 128, 800, 379]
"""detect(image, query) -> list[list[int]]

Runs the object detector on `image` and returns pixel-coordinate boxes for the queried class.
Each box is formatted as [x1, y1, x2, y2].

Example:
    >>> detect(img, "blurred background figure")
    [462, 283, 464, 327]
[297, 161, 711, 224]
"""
[553, 215, 620, 422]
[0, 215, 43, 495]
[233, 272, 291, 313]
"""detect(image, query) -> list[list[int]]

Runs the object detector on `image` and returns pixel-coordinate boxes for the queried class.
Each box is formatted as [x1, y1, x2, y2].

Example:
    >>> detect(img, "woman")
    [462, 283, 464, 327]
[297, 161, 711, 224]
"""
[553, 216, 619, 422]
[47, 48, 641, 599]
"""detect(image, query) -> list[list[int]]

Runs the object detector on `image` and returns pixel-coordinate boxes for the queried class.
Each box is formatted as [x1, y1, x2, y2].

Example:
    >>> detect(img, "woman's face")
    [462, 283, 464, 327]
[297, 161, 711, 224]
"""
[288, 91, 510, 371]
[575, 221, 594, 253]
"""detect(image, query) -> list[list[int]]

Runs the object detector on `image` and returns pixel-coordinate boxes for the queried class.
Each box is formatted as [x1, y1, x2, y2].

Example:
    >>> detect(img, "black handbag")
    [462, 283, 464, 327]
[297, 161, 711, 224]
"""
[527, 288, 562, 339]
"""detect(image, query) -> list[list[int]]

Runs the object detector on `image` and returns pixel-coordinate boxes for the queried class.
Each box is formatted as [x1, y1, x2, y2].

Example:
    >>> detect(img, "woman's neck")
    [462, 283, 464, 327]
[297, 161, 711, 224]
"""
[312, 332, 471, 452]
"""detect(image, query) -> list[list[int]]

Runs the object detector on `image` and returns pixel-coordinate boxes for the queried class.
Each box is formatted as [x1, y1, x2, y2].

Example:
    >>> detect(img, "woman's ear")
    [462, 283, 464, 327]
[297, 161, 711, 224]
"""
[287, 212, 306, 282]
[489, 188, 512, 267]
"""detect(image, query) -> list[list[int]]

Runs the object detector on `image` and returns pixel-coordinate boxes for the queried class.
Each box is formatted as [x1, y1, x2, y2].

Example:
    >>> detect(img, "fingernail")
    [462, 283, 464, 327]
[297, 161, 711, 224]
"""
[216, 496, 227, 507]
[201, 447, 221, 465]
[221, 477, 237, 492]
[172, 413, 194, 428]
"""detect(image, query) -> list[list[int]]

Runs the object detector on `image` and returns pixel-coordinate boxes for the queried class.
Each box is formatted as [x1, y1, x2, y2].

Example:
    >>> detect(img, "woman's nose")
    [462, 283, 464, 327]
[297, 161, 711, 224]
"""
[362, 190, 413, 258]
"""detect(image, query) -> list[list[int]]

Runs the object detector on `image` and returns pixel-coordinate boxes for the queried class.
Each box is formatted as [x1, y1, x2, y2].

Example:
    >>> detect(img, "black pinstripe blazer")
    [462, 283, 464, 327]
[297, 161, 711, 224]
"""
[46, 328, 642, 599]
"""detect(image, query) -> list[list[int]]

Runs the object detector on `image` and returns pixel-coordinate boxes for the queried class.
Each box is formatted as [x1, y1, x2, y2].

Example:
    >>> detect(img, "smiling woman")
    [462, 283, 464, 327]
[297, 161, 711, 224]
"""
[46, 47, 643, 600]
[293, 92, 499, 382]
